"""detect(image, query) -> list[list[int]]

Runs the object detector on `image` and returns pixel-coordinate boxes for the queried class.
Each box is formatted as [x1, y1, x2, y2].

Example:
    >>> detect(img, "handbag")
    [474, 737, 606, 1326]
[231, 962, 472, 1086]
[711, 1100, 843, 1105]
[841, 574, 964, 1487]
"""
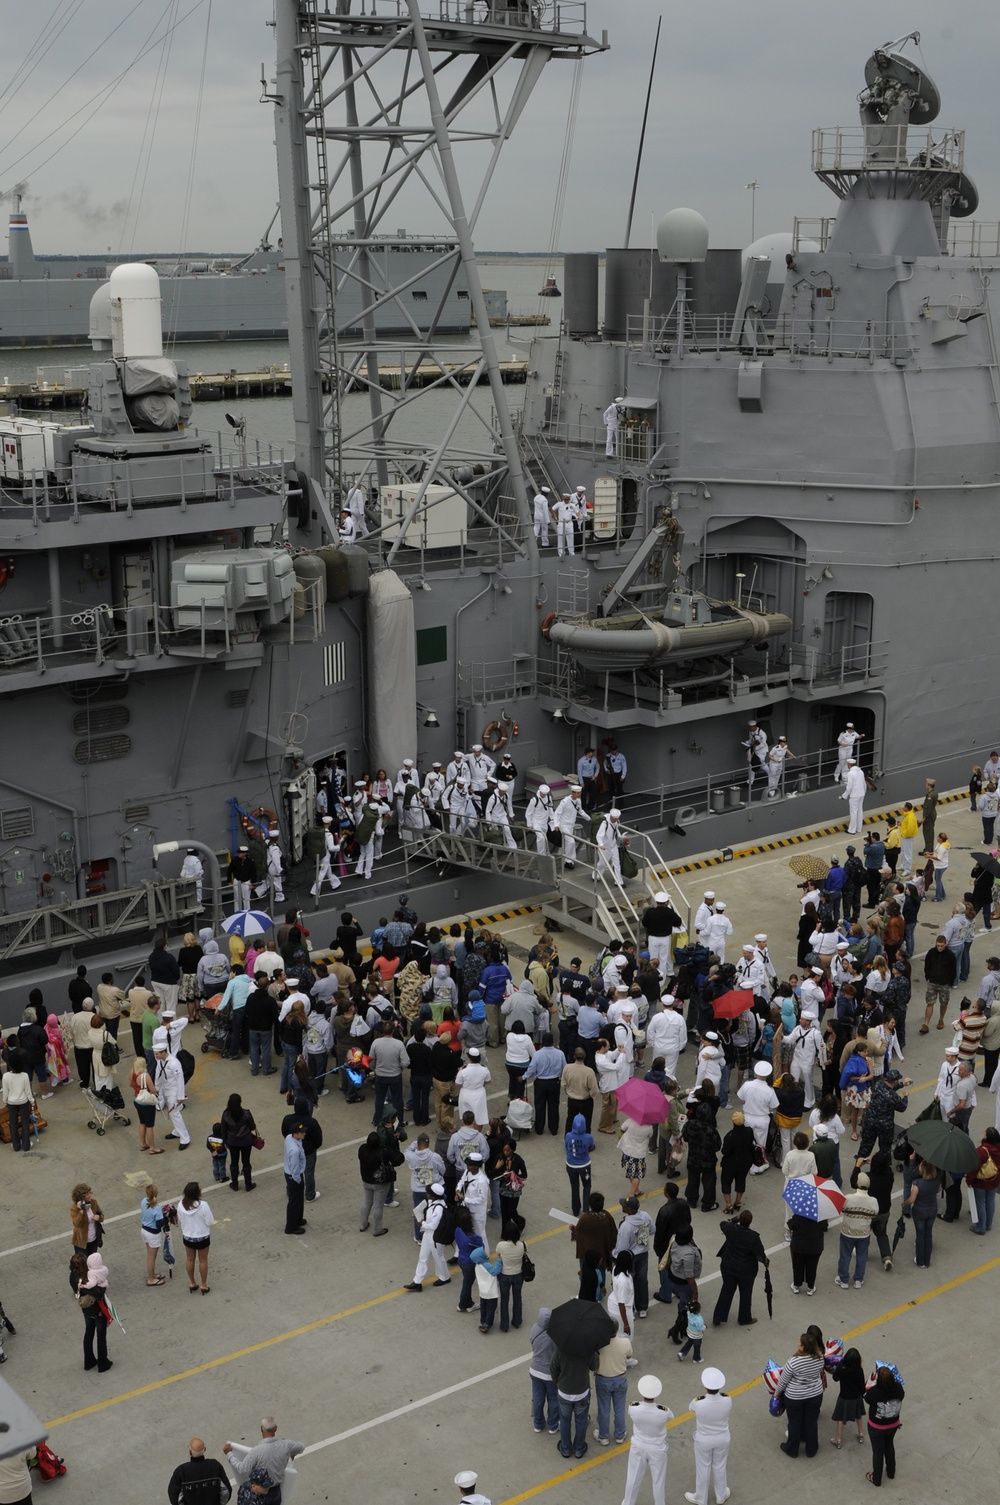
[252, 1134, 265, 1151]
[521, 1248, 536, 1283]
[101, 1033, 121, 1068]
[135, 1072, 158, 1107]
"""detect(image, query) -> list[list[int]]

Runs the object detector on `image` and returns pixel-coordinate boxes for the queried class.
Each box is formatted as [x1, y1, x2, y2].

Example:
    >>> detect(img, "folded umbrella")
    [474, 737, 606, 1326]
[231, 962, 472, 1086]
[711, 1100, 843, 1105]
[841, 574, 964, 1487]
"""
[711, 987, 755, 1020]
[971, 852, 1000, 881]
[781, 1175, 847, 1222]
[221, 909, 273, 938]
[890, 1215, 907, 1253]
[547, 1298, 617, 1356]
[764, 1265, 774, 1320]
[614, 1077, 669, 1126]
[906, 1118, 979, 1174]
[788, 854, 831, 881]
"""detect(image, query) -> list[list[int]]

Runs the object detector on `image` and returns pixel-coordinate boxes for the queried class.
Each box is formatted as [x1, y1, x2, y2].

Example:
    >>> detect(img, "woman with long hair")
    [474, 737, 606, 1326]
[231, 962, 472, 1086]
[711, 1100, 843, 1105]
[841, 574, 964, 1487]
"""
[220, 1093, 258, 1192]
[176, 1182, 215, 1293]
[865, 1364, 905, 1485]
[774, 1330, 826, 1458]
[177, 931, 204, 1022]
[140, 1183, 166, 1286]
[72, 1250, 113, 1372]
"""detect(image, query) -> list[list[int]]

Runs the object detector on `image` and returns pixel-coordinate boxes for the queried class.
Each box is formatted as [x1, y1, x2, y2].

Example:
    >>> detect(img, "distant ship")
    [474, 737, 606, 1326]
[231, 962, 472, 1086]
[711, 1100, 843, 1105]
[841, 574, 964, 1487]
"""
[0, 195, 472, 345]
[537, 275, 561, 296]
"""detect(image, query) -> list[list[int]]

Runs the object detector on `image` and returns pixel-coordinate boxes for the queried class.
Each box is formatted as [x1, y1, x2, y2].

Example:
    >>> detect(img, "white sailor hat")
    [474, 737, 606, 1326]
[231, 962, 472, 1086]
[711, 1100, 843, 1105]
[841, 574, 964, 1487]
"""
[609, 808, 622, 818]
[569, 784, 582, 793]
[754, 932, 767, 942]
[497, 781, 509, 792]
[660, 993, 677, 1006]
[472, 743, 483, 752]
[238, 844, 248, 851]
[811, 966, 824, 976]
[836, 940, 850, 950]
[268, 828, 280, 838]
[715, 901, 727, 911]
[846, 721, 854, 728]
[654, 891, 669, 903]
[431, 761, 442, 768]
[704, 890, 716, 898]
[538, 784, 550, 795]
[753, 1060, 772, 1077]
[455, 1473, 478, 1490]
[322, 816, 333, 824]
[403, 758, 414, 767]
[741, 942, 755, 951]
[704, 1031, 720, 1042]
[800, 1010, 816, 1021]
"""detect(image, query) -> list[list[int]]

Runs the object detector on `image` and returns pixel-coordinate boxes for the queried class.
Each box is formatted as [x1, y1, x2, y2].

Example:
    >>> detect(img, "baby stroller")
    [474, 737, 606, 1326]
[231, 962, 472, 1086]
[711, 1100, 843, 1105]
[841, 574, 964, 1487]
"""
[200, 994, 231, 1056]
[342, 1045, 370, 1102]
[0, 1298, 15, 1363]
[84, 1082, 131, 1136]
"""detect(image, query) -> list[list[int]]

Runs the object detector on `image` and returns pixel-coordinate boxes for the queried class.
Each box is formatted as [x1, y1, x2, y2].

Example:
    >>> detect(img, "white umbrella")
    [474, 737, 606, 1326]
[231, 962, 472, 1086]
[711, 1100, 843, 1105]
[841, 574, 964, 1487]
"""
[221, 910, 273, 938]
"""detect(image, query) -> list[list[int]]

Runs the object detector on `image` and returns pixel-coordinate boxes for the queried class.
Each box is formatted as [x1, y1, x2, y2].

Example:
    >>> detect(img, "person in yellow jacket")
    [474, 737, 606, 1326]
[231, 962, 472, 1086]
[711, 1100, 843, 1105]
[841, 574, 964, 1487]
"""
[898, 803, 919, 876]
[883, 815, 902, 877]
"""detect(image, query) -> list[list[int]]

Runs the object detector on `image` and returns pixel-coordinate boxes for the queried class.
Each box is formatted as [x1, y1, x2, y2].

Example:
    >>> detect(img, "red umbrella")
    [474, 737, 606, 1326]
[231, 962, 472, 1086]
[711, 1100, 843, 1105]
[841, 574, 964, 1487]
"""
[614, 1077, 669, 1126]
[711, 987, 755, 1020]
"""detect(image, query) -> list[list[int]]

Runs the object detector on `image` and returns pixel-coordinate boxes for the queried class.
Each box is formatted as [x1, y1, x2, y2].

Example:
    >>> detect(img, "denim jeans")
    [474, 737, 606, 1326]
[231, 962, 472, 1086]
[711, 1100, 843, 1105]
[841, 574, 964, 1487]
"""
[595, 1372, 628, 1442]
[489, 1179, 502, 1218]
[307, 1050, 328, 1085]
[280, 1040, 299, 1093]
[567, 1164, 592, 1216]
[783, 1392, 822, 1457]
[373, 1075, 404, 1125]
[498, 1272, 523, 1331]
[934, 871, 946, 901]
[458, 1262, 477, 1311]
[912, 1211, 935, 1265]
[557, 1393, 590, 1456]
[837, 1233, 870, 1283]
[904, 922, 916, 955]
[960, 940, 973, 983]
[973, 1186, 996, 1233]
[479, 1296, 498, 1331]
[531, 1374, 559, 1431]
[249, 1029, 272, 1075]
[411, 1074, 432, 1124]
[229, 1008, 246, 1058]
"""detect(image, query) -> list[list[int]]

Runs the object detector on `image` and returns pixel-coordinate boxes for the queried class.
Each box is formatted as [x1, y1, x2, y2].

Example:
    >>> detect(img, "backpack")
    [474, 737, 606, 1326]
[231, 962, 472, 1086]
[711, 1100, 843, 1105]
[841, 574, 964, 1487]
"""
[176, 1047, 196, 1084]
[101, 1034, 121, 1068]
[433, 1203, 459, 1245]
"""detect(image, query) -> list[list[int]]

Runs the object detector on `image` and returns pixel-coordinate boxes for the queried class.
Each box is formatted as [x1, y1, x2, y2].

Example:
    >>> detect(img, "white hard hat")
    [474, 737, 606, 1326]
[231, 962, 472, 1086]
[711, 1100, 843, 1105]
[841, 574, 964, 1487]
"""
[654, 891, 669, 903]
[637, 1375, 663, 1399]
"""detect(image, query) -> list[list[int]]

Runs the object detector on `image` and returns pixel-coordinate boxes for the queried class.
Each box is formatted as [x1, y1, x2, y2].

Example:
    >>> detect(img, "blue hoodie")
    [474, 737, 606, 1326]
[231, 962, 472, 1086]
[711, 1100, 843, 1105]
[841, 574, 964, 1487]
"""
[565, 1113, 596, 1169]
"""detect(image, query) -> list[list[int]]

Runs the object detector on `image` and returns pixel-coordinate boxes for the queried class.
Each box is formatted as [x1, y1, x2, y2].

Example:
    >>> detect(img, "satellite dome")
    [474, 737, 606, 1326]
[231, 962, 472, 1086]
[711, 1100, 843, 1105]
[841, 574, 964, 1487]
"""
[656, 208, 709, 264]
[88, 281, 114, 350]
[742, 231, 820, 280]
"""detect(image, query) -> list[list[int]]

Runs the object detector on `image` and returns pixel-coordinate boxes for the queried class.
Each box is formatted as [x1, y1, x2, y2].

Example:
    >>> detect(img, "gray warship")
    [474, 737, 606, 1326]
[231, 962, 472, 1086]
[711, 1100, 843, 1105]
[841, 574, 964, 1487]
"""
[0, 193, 472, 345]
[0, 10, 994, 1010]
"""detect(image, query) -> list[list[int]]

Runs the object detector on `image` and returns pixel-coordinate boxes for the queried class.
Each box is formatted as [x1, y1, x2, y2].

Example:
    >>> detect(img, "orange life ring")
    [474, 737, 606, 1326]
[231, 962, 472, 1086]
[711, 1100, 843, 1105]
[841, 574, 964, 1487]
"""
[482, 720, 508, 753]
[540, 611, 557, 641]
[240, 805, 278, 837]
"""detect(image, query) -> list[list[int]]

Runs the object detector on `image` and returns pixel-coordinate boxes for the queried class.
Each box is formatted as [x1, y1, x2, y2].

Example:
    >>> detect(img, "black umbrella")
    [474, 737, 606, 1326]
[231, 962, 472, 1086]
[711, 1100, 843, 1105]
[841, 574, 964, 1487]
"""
[547, 1298, 617, 1356]
[764, 1265, 774, 1320]
[972, 852, 1000, 881]
[906, 1119, 979, 1174]
[891, 1215, 907, 1253]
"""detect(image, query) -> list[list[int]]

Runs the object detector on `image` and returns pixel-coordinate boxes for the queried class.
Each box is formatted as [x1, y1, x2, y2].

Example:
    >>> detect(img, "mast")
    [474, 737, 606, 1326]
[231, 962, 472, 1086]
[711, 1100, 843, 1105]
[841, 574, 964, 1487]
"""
[270, 0, 604, 548]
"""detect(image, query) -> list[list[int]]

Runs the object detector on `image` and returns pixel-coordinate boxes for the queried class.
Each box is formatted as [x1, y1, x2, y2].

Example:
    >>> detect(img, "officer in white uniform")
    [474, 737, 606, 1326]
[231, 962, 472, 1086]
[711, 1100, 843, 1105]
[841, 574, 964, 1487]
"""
[645, 995, 687, 1081]
[554, 784, 589, 867]
[622, 1373, 672, 1505]
[765, 735, 794, 796]
[525, 784, 556, 855]
[466, 744, 496, 812]
[456, 1155, 491, 1251]
[742, 721, 768, 787]
[684, 1367, 732, 1505]
[694, 891, 716, 941]
[595, 808, 625, 885]
[551, 494, 577, 558]
[835, 722, 861, 782]
[701, 902, 733, 964]
[532, 486, 551, 546]
[483, 782, 516, 849]
[346, 482, 368, 537]
[841, 758, 867, 834]
[255, 829, 285, 905]
[179, 848, 204, 908]
[737, 1060, 779, 1159]
[603, 396, 624, 457]
[311, 816, 342, 896]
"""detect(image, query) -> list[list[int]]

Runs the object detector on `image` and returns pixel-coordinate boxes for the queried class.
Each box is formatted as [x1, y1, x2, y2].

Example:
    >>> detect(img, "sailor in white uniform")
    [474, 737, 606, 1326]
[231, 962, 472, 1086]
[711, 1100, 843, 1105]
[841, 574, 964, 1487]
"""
[454, 1470, 491, 1505]
[765, 734, 794, 796]
[448, 778, 478, 836]
[752, 933, 778, 991]
[841, 758, 867, 834]
[734, 943, 769, 1000]
[346, 482, 369, 537]
[525, 784, 556, 855]
[532, 486, 551, 546]
[446, 749, 469, 786]
[179, 848, 204, 908]
[645, 996, 687, 1080]
[737, 1060, 779, 1158]
[551, 494, 577, 558]
[255, 829, 285, 904]
[693, 891, 717, 941]
[835, 722, 861, 782]
[742, 721, 768, 788]
[394, 766, 418, 828]
[354, 801, 385, 881]
[339, 509, 357, 545]
[786, 1010, 825, 1110]
[310, 816, 342, 896]
[423, 762, 446, 812]
[595, 808, 625, 885]
[701, 902, 733, 963]
[483, 782, 516, 849]
[621, 1374, 672, 1505]
[603, 396, 624, 457]
[466, 744, 496, 812]
[554, 783, 589, 867]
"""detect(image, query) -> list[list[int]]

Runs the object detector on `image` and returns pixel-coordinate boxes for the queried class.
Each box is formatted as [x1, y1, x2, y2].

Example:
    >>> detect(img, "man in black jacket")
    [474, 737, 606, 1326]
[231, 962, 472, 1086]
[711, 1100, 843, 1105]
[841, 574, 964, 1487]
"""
[167, 1438, 231, 1504]
[245, 979, 279, 1077]
[652, 1182, 692, 1303]
[922, 935, 958, 1033]
[841, 846, 865, 925]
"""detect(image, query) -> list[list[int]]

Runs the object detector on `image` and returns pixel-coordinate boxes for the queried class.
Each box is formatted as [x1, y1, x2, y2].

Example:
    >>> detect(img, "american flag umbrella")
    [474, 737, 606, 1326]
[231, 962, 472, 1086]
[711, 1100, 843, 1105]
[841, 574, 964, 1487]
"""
[781, 1175, 847, 1222]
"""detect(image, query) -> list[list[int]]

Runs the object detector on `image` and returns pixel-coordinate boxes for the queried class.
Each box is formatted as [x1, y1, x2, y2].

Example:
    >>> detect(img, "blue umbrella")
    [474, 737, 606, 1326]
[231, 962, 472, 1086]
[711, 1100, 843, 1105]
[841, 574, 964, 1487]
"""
[221, 909, 272, 938]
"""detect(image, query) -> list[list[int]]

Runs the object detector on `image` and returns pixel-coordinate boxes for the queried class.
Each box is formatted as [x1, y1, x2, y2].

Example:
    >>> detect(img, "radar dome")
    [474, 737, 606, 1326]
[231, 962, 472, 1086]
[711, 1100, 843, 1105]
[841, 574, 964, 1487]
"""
[89, 281, 114, 351]
[742, 232, 820, 280]
[656, 208, 709, 264]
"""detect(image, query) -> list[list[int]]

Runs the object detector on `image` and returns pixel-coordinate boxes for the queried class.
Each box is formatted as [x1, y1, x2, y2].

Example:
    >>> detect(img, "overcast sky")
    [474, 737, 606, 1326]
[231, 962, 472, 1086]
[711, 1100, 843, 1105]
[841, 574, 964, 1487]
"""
[2, 1, 998, 255]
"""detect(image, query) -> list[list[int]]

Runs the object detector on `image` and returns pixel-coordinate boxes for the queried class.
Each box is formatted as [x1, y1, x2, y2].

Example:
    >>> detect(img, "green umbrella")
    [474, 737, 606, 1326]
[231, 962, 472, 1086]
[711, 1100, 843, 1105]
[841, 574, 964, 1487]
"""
[906, 1119, 979, 1174]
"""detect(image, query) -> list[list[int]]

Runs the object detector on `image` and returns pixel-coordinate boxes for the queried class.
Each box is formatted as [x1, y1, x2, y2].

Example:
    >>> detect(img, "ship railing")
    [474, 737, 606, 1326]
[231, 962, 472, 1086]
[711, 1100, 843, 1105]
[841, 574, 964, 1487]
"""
[791, 638, 890, 691]
[359, 1, 590, 38]
[539, 414, 659, 466]
[629, 311, 913, 362]
[792, 217, 836, 252]
[811, 125, 965, 176]
[949, 222, 1000, 257]
[0, 878, 200, 964]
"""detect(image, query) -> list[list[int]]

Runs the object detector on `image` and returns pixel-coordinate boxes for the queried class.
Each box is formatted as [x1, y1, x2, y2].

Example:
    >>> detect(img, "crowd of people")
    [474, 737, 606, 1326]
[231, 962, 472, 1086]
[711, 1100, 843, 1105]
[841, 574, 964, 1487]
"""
[4, 779, 1000, 1503]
